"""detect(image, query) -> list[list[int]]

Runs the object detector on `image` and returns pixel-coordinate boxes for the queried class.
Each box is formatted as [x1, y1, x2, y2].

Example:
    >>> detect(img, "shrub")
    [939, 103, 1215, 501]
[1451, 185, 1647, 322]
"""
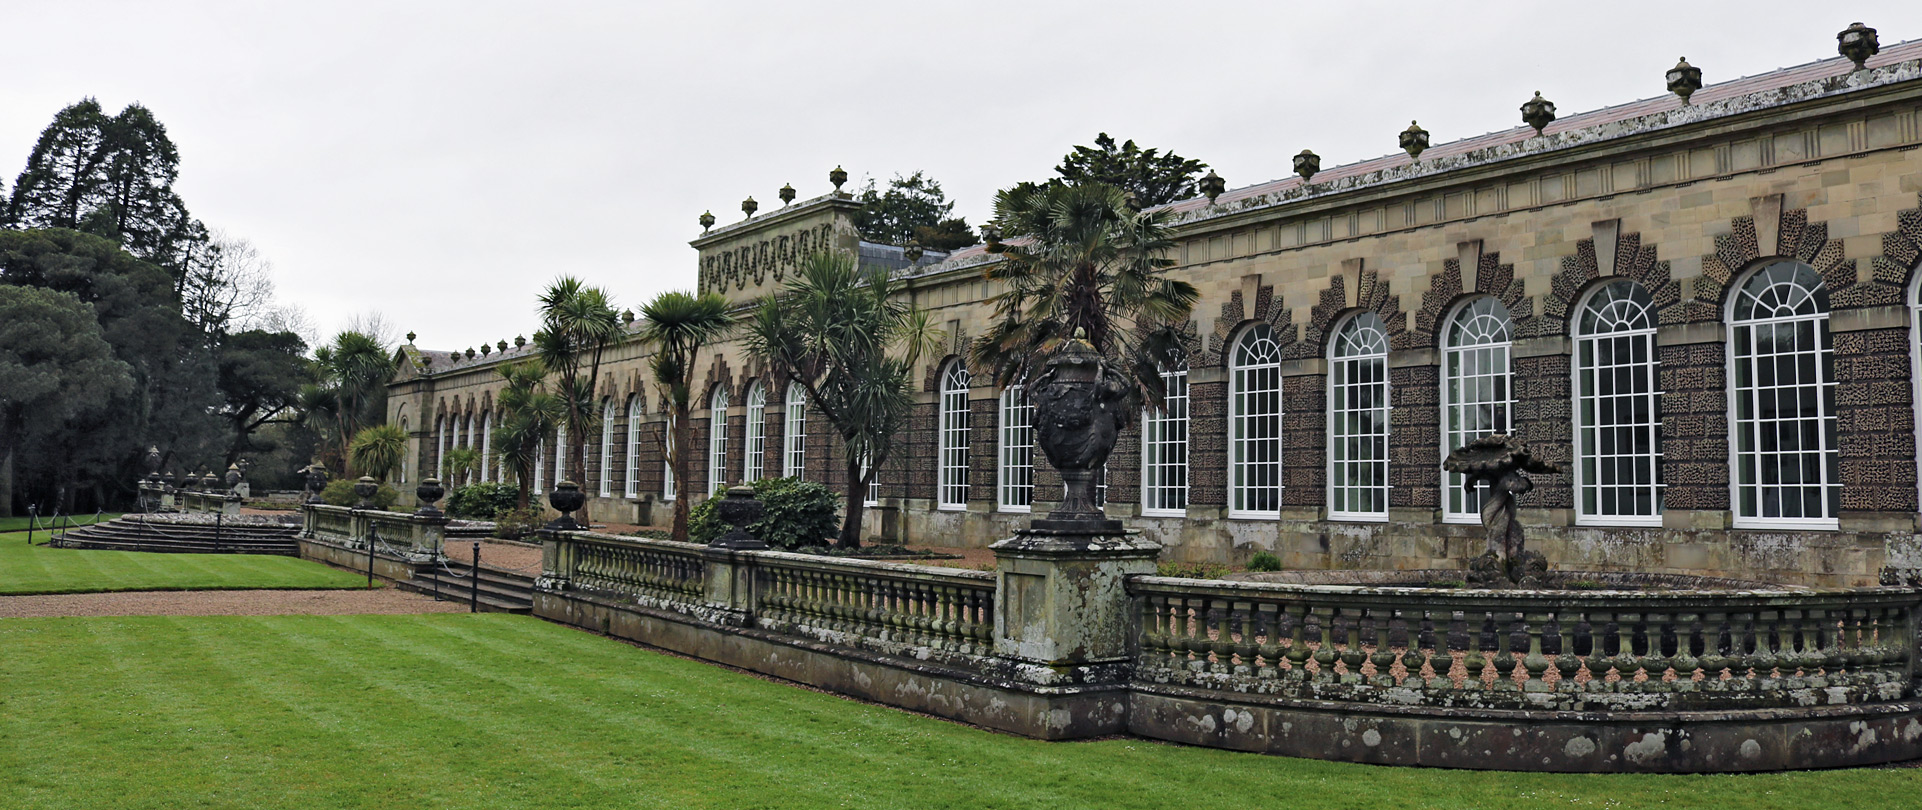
[493, 508, 545, 541]
[447, 482, 519, 519]
[688, 477, 839, 550]
[1156, 561, 1229, 580]
[1247, 551, 1282, 572]
[320, 479, 398, 510]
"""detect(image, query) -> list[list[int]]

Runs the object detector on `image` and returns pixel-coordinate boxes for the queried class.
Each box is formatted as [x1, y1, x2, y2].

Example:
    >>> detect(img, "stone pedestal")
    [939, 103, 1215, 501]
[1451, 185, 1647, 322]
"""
[700, 547, 758, 627]
[991, 527, 1160, 682]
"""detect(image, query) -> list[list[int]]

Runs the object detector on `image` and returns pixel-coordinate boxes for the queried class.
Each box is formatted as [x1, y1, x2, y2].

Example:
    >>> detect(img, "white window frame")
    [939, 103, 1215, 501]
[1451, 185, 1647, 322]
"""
[1229, 324, 1283, 519]
[1442, 297, 1514, 524]
[479, 410, 492, 483]
[1328, 313, 1391, 522]
[625, 396, 641, 498]
[534, 436, 546, 492]
[998, 385, 1034, 513]
[399, 415, 410, 483]
[708, 386, 730, 495]
[938, 361, 971, 511]
[436, 415, 447, 482]
[554, 423, 567, 488]
[744, 382, 767, 484]
[784, 385, 807, 480]
[1140, 364, 1189, 517]
[599, 399, 616, 498]
[861, 454, 880, 508]
[1727, 260, 1839, 530]
[1573, 280, 1663, 527]
[662, 413, 676, 501]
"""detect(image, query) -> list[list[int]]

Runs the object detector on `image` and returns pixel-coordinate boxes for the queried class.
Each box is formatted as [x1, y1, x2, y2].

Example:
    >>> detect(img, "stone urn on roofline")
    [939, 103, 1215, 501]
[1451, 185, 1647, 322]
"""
[1443, 433, 1562, 585]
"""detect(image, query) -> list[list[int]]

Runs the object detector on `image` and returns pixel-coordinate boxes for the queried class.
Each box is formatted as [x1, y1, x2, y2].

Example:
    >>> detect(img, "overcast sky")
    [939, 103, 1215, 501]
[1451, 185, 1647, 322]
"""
[2, 2, 1910, 352]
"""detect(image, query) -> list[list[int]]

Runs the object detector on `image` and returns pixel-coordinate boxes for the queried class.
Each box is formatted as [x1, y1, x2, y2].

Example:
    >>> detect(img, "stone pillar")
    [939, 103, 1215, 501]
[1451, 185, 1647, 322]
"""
[700, 547, 758, 627]
[410, 513, 449, 560]
[991, 528, 1160, 681]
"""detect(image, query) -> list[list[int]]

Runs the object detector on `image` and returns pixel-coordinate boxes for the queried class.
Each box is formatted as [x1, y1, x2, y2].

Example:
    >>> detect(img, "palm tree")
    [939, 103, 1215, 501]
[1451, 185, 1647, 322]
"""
[638, 290, 736, 541]
[492, 360, 563, 509]
[534, 277, 622, 520]
[969, 182, 1197, 409]
[349, 423, 409, 482]
[308, 330, 395, 475]
[743, 251, 939, 548]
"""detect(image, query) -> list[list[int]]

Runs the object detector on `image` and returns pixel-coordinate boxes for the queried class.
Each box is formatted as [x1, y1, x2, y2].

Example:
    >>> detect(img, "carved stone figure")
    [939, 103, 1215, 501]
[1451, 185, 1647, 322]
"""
[1443, 433, 1562, 584]
[1030, 330, 1133, 530]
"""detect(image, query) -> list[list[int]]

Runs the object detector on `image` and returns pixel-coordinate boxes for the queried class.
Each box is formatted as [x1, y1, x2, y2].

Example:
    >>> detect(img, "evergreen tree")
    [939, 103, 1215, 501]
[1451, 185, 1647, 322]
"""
[0, 286, 134, 516]
[1053, 133, 1209, 209]
[854, 171, 977, 252]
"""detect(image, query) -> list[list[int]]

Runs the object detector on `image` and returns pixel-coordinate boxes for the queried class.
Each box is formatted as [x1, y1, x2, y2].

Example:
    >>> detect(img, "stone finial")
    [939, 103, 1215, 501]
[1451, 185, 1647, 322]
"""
[415, 477, 446, 518]
[622, 309, 636, 325]
[699, 210, 716, 232]
[1293, 150, 1320, 182]
[405, 331, 417, 343]
[742, 196, 758, 218]
[1400, 121, 1429, 161]
[514, 335, 526, 348]
[545, 480, 586, 531]
[449, 352, 460, 363]
[1666, 57, 1703, 105]
[497, 340, 508, 353]
[465, 347, 476, 359]
[352, 475, 378, 510]
[710, 485, 769, 550]
[1838, 22, 1879, 70]
[829, 165, 848, 193]
[1520, 91, 1556, 136]
[480, 344, 491, 357]
[904, 240, 924, 265]
[1199, 169, 1225, 204]
[779, 183, 796, 205]
[981, 222, 1002, 246]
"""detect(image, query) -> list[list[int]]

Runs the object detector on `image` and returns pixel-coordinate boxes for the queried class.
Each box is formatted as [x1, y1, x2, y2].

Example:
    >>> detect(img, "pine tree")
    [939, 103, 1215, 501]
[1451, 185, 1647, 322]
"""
[1054, 133, 1208, 209]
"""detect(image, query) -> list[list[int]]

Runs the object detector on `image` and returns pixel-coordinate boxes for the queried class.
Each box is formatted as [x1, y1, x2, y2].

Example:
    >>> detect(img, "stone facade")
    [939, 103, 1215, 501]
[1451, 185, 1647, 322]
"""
[391, 43, 1922, 586]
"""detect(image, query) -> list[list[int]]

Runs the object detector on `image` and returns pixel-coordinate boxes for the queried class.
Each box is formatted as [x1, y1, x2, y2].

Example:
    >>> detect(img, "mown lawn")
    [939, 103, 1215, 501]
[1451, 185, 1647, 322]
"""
[0, 530, 366, 594]
[0, 614, 1915, 810]
[0, 512, 114, 534]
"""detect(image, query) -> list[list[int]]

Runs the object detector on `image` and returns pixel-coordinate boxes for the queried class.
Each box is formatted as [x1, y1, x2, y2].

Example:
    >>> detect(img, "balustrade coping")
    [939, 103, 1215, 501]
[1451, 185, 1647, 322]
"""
[557, 530, 994, 583]
[1129, 575, 1922, 608]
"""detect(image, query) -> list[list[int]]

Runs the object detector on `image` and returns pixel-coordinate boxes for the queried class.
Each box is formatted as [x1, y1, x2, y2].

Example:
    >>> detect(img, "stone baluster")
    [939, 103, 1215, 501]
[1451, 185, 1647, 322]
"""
[1641, 611, 1672, 688]
[1610, 611, 1641, 690]
[1671, 611, 1701, 687]
[1284, 603, 1310, 683]
[1254, 604, 1281, 680]
[1491, 612, 1520, 691]
[1462, 610, 1488, 689]
[1552, 612, 1582, 693]
[1310, 605, 1339, 684]
[1232, 602, 1259, 677]
[1700, 610, 1731, 689]
[1339, 608, 1366, 684]
[1400, 610, 1429, 688]
[1204, 598, 1230, 675]
[1521, 610, 1551, 692]
[1369, 607, 1399, 687]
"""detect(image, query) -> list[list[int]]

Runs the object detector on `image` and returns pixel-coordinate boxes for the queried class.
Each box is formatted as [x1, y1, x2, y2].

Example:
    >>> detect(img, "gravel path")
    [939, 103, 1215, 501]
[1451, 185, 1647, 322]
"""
[0, 587, 469, 619]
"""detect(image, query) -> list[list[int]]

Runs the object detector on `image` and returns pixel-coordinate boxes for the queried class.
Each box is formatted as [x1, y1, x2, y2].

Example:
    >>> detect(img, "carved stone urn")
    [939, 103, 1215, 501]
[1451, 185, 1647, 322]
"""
[1443, 433, 1562, 584]
[352, 475, 379, 510]
[1030, 330, 1132, 533]
[710, 485, 769, 550]
[546, 480, 586, 530]
[303, 464, 329, 504]
[415, 477, 447, 518]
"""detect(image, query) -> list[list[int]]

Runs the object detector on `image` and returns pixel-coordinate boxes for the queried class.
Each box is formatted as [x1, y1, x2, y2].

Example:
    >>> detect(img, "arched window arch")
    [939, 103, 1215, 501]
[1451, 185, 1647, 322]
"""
[599, 399, 616, 498]
[554, 423, 568, 488]
[1230, 324, 1283, 518]
[708, 386, 730, 495]
[1141, 358, 1189, 516]
[784, 385, 807, 480]
[1329, 312, 1390, 521]
[1442, 297, 1513, 523]
[398, 415, 411, 483]
[938, 361, 971, 510]
[535, 435, 546, 493]
[625, 395, 642, 499]
[744, 381, 767, 484]
[1574, 280, 1662, 525]
[1729, 260, 1837, 528]
[662, 412, 676, 501]
[435, 414, 447, 482]
[998, 385, 1033, 512]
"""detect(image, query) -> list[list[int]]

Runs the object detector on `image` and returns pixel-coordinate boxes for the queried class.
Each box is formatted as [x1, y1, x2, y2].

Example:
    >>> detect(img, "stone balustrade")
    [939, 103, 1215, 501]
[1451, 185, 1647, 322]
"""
[754, 551, 996, 660]
[544, 532, 706, 607]
[1129, 578, 1920, 712]
[178, 489, 239, 516]
[300, 504, 447, 562]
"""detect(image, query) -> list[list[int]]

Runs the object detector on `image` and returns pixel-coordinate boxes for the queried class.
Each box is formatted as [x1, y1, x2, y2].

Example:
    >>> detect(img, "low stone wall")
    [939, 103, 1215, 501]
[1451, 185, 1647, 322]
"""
[532, 527, 1922, 772]
[300, 504, 447, 562]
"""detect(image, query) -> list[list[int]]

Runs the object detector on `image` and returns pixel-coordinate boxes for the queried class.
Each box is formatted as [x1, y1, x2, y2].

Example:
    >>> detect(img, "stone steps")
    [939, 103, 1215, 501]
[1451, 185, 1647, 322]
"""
[51, 517, 299, 555]
[397, 558, 534, 613]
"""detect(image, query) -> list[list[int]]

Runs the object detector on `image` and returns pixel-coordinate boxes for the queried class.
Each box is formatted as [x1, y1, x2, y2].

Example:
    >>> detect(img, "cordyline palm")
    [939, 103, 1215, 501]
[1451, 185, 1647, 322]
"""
[969, 182, 1196, 410]
[639, 291, 735, 541]
[743, 251, 940, 548]
[311, 331, 393, 475]
[534, 277, 621, 520]
[349, 423, 409, 483]
[493, 360, 564, 509]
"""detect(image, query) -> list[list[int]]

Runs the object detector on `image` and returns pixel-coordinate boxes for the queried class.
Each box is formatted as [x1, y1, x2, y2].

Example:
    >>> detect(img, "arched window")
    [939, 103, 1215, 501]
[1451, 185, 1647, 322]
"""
[399, 415, 410, 483]
[436, 414, 447, 481]
[535, 436, 546, 492]
[599, 399, 616, 498]
[998, 385, 1033, 512]
[1574, 280, 1662, 525]
[1141, 361, 1189, 516]
[1729, 261, 1838, 528]
[1443, 297, 1513, 523]
[708, 386, 730, 495]
[744, 382, 767, 484]
[1329, 313, 1390, 521]
[625, 395, 642, 499]
[662, 413, 676, 501]
[1230, 324, 1283, 518]
[479, 410, 492, 483]
[938, 361, 971, 510]
[554, 423, 568, 488]
[784, 385, 807, 479]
